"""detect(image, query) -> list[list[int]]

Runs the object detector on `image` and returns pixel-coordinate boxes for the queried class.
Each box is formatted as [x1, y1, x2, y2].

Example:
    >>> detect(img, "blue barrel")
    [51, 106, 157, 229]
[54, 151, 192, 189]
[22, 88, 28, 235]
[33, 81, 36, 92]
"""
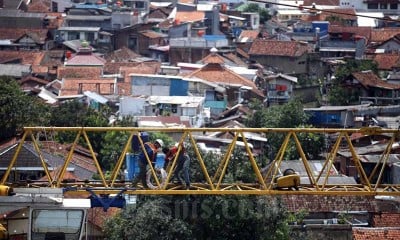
[125, 153, 139, 180]
[125, 153, 165, 180]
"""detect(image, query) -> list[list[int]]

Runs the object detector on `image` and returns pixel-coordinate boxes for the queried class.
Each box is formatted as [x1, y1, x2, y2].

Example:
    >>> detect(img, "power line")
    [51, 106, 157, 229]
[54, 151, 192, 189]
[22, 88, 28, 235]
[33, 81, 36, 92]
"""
[250, 0, 400, 23]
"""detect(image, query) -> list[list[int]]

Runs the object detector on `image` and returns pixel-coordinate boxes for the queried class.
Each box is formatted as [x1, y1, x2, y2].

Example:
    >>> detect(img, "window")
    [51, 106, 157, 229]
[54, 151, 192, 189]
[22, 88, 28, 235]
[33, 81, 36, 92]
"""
[32, 209, 84, 233]
[390, 3, 398, 9]
[86, 32, 94, 42]
[135, 1, 145, 9]
[128, 37, 137, 50]
[380, 3, 387, 9]
[367, 3, 378, 9]
[171, 104, 177, 113]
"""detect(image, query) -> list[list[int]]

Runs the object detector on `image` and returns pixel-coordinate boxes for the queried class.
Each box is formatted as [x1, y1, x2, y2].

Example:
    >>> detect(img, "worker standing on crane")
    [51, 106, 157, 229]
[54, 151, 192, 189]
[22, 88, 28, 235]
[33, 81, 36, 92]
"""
[132, 139, 164, 189]
[163, 143, 191, 190]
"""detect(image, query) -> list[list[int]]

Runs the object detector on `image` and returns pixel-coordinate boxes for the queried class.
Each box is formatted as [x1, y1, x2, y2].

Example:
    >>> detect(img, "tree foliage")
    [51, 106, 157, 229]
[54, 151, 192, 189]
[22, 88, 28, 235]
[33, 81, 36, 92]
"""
[240, 3, 271, 23]
[328, 59, 378, 105]
[246, 99, 325, 160]
[0, 76, 50, 141]
[104, 195, 289, 240]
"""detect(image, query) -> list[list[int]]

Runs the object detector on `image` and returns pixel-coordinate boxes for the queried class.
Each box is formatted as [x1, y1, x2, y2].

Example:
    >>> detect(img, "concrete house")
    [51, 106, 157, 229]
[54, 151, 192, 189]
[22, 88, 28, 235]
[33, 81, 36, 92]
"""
[249, 39, 310, 76]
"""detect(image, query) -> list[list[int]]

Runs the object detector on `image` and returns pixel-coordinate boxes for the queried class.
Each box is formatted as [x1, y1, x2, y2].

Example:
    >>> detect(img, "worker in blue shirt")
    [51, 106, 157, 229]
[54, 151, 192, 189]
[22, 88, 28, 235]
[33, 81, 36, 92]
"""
[132, 139, 163, 189]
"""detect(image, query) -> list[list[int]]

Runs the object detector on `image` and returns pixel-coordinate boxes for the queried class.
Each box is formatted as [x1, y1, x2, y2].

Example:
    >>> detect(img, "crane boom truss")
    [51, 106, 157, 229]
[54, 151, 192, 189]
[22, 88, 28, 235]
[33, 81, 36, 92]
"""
[2, 126, 400, 196]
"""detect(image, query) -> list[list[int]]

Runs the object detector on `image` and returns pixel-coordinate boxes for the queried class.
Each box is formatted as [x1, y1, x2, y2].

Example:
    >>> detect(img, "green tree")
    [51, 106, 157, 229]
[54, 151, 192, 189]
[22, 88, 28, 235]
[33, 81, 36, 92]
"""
[240, 3, 271, 24]
[50, 100, 109, 167]
[0, 76, 50, 141]
[246, 99, 325, 160]
[104, 197, 192, 240]
[328, 59, 378, 105]
[104, 195, 289, 240]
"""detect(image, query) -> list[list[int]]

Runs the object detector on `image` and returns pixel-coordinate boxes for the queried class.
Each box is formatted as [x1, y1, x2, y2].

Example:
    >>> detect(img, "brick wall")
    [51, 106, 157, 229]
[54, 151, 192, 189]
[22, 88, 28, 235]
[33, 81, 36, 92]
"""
[373, 213, 400, 227]
[282, 195, 377, 213]
[290, 224, 352, 240]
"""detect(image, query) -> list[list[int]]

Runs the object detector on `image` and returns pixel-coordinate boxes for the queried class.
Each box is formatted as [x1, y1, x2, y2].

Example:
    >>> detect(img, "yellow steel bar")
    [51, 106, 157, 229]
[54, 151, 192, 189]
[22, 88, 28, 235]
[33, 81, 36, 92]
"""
[1, 130, 29, 184]
[63, 189, 396, 196]
[187, 131, 215, 190]
[212, 132, 238, 183]
[316, 132, 344, 185]
[136, 132, 160, 188]
[24, 126, 396, 134]
[239, 131, 266, 189]
[109, 131, 135, 186]
[82, 131, 108, 187]
[56, 129, 82, 187]
[292, 132, 318, 189]
[368, 133, 395, 188]
[216, 132, 240, 189]
[344, 133, 372, 190]
[30, 132, 53, 185]
[264, 132, 292, 189]
[163, 131, 189, 190]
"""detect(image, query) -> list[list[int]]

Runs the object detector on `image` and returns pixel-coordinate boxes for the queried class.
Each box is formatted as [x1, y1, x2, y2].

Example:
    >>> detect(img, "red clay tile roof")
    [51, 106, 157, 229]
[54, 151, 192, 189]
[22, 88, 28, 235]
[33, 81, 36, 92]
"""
[40, 141, 98, 173]
[238, 30, 260, 42]
[352, 71, 400, 90]
[373, 53, 400, 70]
[353, 227, 400, 240]
[329, 25, 372, 41]
[66, 48, 106, 66]
[60, 78, 116, 96]
[0, 28, 48, 42]
[200, 53, 226, 64]
[104, 47, 141, 62]
[0, 50, 44, 65]
[303, 8, 357, 23]
[122, 62, 161, 75]
[117, 63, 161, 95]
[185, 63, 264, 97]
[58, 66, 103, 79]
[27, 0, 50, 12]
[373, 213, 400, 227]
[175, 11, 205, 23]
[88, 207, 121, 230]
[222, 53, 247, 66]
[248, 39, 309, 57]
[371, 28, 400, 43]
[236, 47, 250, 59]
[282, 195, 377, 212]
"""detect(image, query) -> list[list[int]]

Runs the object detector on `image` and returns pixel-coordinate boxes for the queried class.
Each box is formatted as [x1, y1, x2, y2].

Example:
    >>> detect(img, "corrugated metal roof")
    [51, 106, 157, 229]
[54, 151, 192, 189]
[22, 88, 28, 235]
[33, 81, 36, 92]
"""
[84, 91, 108, 104]
[0, 64, 31, 77]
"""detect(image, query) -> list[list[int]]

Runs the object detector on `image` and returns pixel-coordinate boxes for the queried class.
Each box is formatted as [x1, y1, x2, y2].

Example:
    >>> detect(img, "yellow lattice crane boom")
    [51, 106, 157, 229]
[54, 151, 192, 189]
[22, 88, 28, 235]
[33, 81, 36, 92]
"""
[1, 126, 400, 197]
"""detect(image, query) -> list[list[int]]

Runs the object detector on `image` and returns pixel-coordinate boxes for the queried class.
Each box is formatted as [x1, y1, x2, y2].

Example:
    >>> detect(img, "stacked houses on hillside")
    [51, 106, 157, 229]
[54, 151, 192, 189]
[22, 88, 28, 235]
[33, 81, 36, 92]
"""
[2, 0, 400, 238]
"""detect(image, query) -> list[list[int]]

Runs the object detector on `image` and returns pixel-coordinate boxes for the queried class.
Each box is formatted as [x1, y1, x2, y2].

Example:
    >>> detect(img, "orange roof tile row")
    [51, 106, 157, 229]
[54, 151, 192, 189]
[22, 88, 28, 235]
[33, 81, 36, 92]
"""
[374, 53, 400, 70]
[353, 228, 400, 240]
[58, 66, 104, 79]
[352, 71, 400, 90]
[371, 28, 400, 43]
[185, 62, 264, 97]
[60, 78, 116, 96]
[373, 213, 400, 227]
[248, 39, 309, 57]
[0, 28, 48, 43]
